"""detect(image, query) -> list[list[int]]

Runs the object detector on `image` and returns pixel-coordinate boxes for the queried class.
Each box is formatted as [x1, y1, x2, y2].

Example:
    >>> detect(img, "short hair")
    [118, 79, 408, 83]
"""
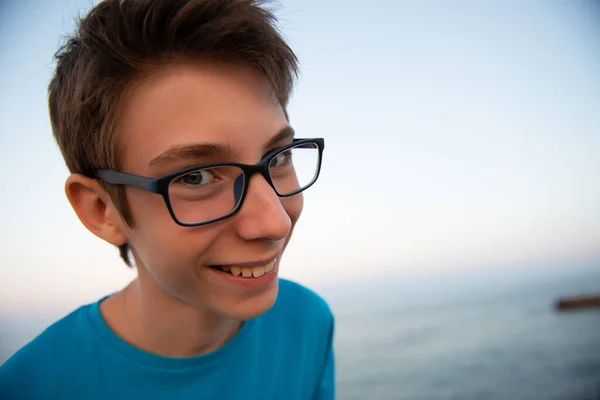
[48, 0, 299, 266]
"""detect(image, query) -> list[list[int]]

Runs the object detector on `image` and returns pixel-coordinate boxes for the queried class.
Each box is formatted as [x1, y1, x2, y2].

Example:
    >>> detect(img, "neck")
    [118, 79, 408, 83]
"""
[101, 278, 242, 358]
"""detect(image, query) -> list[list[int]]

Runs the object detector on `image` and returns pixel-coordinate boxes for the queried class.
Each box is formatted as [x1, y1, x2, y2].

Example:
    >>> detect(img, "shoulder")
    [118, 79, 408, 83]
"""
[277, 278, 333, 317]
[271, 279, 334, 334]
[266, 279, 335, 394]
[0, 304, 92, 398]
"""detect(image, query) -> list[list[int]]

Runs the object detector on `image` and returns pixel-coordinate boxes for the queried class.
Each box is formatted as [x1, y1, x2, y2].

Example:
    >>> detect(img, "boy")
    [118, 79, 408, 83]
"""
[0, 0, 334, 399]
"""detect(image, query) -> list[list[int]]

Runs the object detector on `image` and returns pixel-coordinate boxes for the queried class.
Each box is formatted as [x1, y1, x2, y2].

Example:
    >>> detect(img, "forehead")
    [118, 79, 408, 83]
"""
[117, 60, 288, 173]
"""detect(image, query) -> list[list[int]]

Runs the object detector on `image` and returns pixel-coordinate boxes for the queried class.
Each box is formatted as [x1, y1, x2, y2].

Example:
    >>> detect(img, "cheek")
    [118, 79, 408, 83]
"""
[124, 191, 218, 273]
[126, 209, 227, 303]
[282, 192, 303, 225]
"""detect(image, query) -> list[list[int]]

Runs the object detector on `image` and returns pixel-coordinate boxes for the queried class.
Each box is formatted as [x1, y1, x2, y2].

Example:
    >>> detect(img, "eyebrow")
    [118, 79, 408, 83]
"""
[265, 125, 295, 148]
[148, 126, 296, 167]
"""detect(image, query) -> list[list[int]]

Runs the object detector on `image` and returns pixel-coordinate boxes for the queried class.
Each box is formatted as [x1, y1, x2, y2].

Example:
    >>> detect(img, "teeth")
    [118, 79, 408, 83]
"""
[241, 268, 253, 278]
[218, 258, 277, 278]
[264, 259, 275, 273]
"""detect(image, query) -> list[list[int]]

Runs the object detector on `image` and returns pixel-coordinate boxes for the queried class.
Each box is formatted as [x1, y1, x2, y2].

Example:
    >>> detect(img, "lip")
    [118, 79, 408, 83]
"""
[208, 257, 281, 289]
[216, 257, 278, 269]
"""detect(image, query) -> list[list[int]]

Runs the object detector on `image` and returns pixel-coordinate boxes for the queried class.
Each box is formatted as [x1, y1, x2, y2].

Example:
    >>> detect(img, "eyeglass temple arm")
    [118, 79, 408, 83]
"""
[95, 170, 155, 192]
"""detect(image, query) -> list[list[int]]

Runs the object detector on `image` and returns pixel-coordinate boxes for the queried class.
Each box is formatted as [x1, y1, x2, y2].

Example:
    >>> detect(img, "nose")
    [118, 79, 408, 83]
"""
[234, 173, 291, 242]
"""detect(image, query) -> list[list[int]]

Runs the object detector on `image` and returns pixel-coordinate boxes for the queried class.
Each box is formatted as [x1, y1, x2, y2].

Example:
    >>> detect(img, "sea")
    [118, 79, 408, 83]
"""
[1, 264, 600, 400]
[328, 265, 600, 400]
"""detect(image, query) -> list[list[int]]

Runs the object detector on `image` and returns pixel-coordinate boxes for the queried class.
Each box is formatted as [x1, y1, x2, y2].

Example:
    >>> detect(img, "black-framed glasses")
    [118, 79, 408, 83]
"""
[94, 138, 324, 227]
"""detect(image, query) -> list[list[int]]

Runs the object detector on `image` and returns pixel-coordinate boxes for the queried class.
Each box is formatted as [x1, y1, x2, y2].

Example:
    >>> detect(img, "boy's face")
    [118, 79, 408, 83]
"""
[115, 60, 302, 320]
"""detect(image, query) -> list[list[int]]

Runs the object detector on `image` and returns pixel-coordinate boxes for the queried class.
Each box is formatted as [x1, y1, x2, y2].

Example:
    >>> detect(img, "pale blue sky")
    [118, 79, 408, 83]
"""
[0, 0, 599, 315]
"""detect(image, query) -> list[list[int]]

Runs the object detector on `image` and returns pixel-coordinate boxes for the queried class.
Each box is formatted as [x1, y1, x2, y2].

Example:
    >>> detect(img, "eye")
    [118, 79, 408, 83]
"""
[271, 150, 292, 168]
[178, 169, 217, 187]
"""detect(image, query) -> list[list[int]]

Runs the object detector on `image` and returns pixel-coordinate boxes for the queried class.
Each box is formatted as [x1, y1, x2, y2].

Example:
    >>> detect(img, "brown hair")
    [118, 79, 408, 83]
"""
[48, 0, 299, 266]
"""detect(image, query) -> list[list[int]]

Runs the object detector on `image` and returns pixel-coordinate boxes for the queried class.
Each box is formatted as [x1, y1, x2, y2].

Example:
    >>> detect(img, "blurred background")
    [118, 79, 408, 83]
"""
[1, 0, 599, 399]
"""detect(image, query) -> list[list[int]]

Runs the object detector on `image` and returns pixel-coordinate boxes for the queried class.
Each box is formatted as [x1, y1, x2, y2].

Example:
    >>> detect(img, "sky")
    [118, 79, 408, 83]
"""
[0, 0, 599, 316]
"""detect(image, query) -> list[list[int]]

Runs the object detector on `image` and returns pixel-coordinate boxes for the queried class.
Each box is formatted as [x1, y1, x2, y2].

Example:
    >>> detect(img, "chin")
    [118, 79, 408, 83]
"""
[223, 279, 280, 321]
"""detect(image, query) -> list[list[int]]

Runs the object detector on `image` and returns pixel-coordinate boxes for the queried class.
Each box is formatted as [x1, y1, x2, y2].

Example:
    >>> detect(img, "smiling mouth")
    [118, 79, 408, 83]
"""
[210, 258, 276, 278]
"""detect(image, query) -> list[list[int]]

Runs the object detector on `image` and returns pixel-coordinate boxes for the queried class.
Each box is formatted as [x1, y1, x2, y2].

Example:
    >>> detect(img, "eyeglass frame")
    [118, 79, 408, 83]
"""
[93, 138, 325, 227]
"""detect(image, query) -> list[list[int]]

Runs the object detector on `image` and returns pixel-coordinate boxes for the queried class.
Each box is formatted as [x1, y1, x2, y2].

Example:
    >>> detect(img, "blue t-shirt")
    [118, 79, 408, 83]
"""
[0, 279, 334, 400]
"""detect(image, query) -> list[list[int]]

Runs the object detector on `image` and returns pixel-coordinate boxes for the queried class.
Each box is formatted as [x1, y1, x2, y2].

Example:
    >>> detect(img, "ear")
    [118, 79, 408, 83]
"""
[65, 174, 128, 247]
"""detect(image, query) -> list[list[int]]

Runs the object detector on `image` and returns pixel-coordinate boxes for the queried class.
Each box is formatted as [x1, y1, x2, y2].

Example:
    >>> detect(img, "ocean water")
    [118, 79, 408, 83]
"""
[330, 267, 600, 400]
[1, 266, 600, 399]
